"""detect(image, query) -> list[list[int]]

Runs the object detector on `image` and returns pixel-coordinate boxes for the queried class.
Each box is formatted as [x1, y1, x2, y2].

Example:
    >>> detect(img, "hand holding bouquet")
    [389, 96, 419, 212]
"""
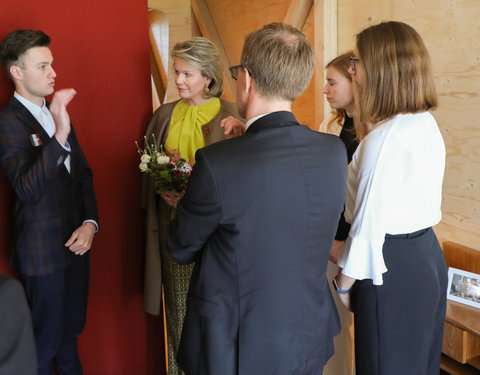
[137, 135, 193, 194]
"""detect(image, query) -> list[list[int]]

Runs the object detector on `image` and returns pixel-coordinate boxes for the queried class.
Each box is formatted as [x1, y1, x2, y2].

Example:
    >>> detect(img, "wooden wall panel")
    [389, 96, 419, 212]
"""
[337, 0, 393, 53]
[337, 0, 480, 251]
[394, 1, 480, 250]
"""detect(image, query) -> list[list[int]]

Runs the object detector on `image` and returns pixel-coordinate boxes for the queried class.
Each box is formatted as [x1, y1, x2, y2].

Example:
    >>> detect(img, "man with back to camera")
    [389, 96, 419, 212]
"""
[167, 22, 348, 374]
[0, 29, 98, 375]
[0, 273, 37, 375]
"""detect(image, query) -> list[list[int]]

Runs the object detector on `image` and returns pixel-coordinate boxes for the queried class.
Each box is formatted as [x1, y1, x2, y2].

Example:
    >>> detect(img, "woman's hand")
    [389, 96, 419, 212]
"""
[220, 116, 246, 138]
[337, 290, 352, 312]
[160, 191, 185, 208]
[334, 272, 356, 312]
[329, 240, 345, 264]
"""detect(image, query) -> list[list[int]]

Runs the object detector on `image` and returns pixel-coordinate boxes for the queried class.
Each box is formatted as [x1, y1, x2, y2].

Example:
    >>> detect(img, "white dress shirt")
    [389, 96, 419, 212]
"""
[338, 112, 445, 285]
[245, 113, 268, 130]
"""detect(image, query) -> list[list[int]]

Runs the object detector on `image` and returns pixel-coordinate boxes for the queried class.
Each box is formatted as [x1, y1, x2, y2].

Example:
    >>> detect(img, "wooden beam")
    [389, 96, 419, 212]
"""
[191, 0, 236, 101]
[284, 0, 314, 30]
[149, 0, 192, 103]
[313, 0, 325, 129]
[149, 10, 169, 107]
[150, 50, 165, 110]
[323, 0, 338, 124]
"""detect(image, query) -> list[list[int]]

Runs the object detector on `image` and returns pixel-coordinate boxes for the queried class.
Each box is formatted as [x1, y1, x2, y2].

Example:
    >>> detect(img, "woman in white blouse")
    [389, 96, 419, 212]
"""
[333, 21, 448, 375]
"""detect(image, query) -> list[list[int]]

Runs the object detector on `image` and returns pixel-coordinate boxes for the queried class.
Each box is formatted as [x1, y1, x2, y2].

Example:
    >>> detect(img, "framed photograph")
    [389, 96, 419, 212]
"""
[447, 267, 480, 309]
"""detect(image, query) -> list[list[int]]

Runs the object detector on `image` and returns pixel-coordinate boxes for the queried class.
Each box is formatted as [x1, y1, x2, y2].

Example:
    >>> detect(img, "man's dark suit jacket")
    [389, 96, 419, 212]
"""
[168, 111, 348, 375]
[0, 274, 37, 375]
[0, 97, 98, 276]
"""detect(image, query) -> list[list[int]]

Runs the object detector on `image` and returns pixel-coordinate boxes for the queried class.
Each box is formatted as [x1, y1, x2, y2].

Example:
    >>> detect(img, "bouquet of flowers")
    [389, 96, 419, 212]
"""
[137, 135, 193, 194]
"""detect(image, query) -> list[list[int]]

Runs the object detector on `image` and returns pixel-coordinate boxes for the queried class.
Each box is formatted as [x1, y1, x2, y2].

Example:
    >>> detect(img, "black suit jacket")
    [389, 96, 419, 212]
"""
[168, 111, 347, 375]
[0, 274, 37, 374]
[0, 97, 98, 276]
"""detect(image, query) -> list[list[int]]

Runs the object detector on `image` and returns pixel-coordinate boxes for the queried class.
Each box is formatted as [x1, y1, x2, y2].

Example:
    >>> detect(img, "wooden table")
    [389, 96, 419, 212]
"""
[441, 241, 480, 374]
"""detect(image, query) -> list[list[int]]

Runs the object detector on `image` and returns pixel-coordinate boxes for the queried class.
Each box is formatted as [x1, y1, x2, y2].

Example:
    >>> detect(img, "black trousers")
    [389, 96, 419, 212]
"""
[25, 254, 89, 375]
[351, 228, 447, 375]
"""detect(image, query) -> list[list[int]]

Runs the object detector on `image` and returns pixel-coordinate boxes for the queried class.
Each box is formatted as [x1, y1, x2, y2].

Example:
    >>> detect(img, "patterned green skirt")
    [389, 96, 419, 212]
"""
[159, 201, 193, 375]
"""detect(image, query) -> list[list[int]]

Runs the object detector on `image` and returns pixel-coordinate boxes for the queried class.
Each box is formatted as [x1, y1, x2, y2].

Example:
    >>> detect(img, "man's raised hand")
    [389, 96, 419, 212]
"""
[51, 88, 77, 145]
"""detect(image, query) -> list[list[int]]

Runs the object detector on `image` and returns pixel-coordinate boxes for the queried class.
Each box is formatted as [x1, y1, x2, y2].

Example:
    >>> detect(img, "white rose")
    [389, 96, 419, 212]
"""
[157, 155, 170, 164]
[140, 154, 151, 163]
[139, 162, 149, 172]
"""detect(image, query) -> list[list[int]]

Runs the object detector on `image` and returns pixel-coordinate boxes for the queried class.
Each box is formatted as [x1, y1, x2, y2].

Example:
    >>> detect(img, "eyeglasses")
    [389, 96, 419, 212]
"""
[229, 65, 243, 80]
[349, 56, 360, 71]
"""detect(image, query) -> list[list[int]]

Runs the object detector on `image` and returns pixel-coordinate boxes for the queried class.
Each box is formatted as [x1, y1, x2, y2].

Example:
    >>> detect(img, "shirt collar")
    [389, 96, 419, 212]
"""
[14, 92, 47, 116]
[246, 113, 268, 130]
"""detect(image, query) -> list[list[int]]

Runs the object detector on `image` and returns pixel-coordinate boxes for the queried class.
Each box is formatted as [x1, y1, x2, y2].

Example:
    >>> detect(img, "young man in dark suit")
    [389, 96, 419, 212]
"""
[0, 29, 98, 375]
[168, 22, 348, 374]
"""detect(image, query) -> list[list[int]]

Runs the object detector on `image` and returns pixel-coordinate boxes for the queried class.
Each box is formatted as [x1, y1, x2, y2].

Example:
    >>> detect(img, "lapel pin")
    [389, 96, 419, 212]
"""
[30, 134, 42, 147]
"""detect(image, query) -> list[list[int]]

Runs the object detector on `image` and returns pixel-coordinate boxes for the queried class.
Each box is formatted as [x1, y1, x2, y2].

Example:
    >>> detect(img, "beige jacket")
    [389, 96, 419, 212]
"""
[141, 99, 241, 315]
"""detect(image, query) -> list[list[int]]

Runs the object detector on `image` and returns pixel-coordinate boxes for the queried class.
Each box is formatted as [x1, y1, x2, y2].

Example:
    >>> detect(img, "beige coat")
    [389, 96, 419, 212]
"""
[141, 99, 241, 315]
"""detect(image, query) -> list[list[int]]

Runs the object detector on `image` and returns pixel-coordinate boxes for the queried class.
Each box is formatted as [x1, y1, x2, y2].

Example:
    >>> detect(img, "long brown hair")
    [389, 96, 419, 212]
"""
[325, 51, 353, 132]
[355, 21, 437, 139]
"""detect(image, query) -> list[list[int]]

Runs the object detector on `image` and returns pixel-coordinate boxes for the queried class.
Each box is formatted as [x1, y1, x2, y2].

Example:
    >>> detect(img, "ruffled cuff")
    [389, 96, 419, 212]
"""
[338, 234, 388, 285]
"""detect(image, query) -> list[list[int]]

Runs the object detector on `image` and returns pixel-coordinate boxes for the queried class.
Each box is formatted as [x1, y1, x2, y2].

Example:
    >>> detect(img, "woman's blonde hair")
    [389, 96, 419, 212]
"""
[325, 51, 353, 132]
[172, 37, 223, 98]
[355, 21, 437, 138]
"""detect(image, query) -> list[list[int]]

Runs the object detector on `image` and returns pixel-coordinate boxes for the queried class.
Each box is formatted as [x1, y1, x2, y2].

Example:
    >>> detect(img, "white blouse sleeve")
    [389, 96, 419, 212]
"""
[337, 121, 391, 285]
[338, 113, 445, 285]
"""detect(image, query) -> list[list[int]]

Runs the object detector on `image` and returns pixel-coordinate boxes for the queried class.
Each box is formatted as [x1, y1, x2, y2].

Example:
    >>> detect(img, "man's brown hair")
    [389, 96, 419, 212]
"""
[240, 22, 314, 101]
[0, 29, 51, 79]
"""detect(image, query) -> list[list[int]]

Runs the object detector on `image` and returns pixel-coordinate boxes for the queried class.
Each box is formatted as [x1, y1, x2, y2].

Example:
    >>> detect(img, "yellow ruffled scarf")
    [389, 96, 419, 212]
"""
[165, 98, 221, 163]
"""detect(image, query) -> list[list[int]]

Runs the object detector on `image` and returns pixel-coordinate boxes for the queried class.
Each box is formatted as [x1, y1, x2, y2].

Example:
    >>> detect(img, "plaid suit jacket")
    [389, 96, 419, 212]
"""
[0, 97, 98, 276]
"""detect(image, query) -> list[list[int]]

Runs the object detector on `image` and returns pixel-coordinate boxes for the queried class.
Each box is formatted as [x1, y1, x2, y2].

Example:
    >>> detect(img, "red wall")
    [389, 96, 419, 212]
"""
[0, 2, 165, 374]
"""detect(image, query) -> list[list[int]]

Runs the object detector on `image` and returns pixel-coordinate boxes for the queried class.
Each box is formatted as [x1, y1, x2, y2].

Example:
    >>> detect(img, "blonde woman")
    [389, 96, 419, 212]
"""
[142, 37, 242, 375]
